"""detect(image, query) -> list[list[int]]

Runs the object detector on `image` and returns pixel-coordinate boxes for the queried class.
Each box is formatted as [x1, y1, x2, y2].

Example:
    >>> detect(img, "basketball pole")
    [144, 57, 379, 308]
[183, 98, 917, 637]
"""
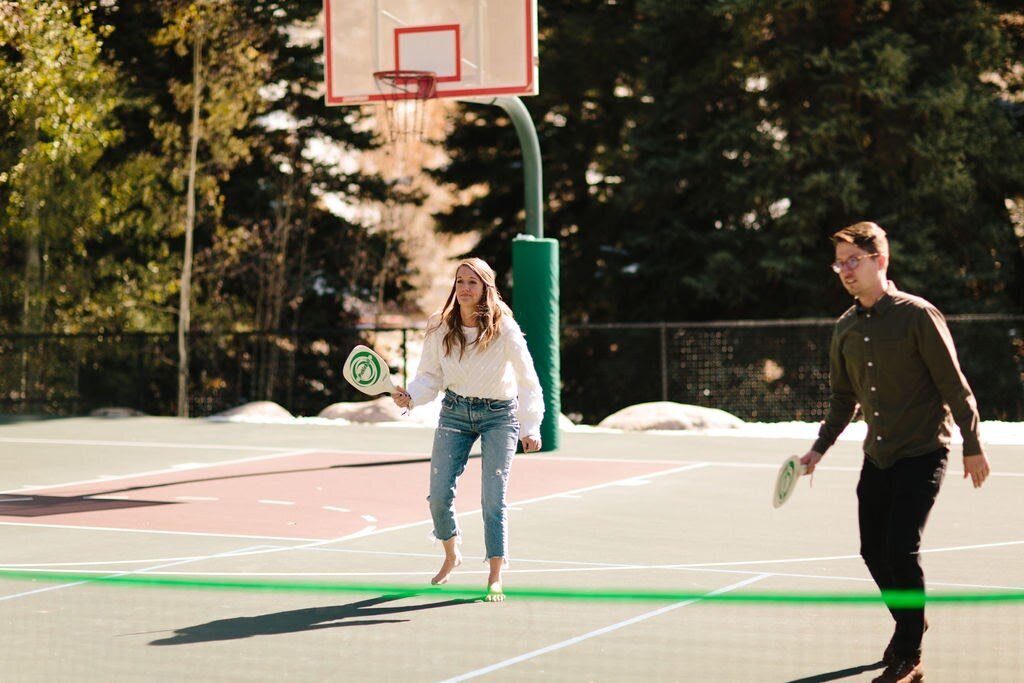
[460, 96, 561, 451]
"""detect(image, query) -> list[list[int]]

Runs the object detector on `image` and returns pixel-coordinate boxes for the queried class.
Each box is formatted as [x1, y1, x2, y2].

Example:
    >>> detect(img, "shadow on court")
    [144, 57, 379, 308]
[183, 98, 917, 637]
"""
[0, 454, 461, 518]
[0, 495, 171, 517]
[42, 454, 457, 498]
[149, 594, 477, 646]
[785, 660, 886, 682]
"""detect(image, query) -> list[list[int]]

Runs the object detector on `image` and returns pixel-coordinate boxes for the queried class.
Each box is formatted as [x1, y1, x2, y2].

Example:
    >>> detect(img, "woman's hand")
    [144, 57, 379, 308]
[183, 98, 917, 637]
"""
[520, 436, 541, 453]
[392, 388, 412, 409]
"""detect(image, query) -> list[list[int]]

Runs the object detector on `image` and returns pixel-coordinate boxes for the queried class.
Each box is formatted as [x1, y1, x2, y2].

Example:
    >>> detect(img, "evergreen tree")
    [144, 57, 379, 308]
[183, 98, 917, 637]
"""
[431, 0, 644, 320]
[621, 0, 1024, 317]
[435, 0, 1024, 321]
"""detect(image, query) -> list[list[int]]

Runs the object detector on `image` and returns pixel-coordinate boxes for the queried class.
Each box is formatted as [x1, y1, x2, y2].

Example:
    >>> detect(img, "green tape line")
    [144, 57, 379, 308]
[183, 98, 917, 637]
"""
[2, 570, 1022, 606]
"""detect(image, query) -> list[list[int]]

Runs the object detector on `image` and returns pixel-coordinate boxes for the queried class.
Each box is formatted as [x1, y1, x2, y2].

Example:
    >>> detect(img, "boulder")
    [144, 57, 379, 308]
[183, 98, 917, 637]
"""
[597, 401, 743, 431]
[318, 397, 406, 423]
[89, 406, 147, 418]
[214, 401, 293, 419]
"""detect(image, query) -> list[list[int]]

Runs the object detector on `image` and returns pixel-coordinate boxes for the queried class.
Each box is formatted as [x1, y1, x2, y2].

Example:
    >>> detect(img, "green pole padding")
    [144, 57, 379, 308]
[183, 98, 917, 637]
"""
[513, 235, 560, 451]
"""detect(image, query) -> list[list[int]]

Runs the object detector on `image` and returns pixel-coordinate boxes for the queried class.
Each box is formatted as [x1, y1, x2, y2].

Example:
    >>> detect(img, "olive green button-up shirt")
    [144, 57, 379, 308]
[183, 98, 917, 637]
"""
[812, 282, 983, 469]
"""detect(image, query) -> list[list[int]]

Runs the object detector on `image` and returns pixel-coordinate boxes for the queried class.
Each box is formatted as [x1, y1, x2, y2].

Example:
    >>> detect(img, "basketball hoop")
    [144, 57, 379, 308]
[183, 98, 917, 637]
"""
[373, 70, 437, 144]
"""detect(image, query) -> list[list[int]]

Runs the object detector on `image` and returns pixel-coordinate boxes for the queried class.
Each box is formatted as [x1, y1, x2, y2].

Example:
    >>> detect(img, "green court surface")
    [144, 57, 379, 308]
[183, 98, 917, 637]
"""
[1, 417, 1021, 681]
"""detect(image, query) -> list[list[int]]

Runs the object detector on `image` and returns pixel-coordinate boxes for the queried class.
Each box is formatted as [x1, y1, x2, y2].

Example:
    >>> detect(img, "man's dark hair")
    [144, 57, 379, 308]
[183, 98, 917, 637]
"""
[831, 221, 889, 257]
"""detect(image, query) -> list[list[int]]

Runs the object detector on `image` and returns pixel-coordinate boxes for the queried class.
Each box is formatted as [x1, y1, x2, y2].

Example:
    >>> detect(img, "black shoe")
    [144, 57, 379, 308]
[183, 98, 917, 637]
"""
[871, 656, 924, 683]
[883, 618, 929, 666]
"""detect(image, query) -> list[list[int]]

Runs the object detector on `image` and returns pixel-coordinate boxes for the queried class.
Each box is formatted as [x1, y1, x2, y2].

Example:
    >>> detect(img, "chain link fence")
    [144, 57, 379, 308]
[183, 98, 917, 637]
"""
[0, 328, 414, 418]
[1, 316, 1021, 424]
[562, 316, 1024, 425]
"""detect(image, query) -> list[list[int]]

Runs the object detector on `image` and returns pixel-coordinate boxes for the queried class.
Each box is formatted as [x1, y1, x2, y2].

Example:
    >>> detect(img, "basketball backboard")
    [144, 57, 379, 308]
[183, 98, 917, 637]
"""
[323, 0, 538, 105]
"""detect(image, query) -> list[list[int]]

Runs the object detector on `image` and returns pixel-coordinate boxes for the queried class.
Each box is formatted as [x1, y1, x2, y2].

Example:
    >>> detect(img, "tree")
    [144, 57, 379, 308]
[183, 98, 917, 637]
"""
[152, 0, 271, 416]
[0, 0, 124, 402]
[434, 0, 1024, 321]
[207, 1, 414, 406]
[0, 1, 124, 330]
[619, 0, 1024, 318]
[432, 0, 644, 320]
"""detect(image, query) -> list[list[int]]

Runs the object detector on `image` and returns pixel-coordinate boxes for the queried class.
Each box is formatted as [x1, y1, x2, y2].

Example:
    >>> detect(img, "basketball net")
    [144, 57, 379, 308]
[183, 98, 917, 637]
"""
[373, 70, 436, 151]
[370, 70, 437, 322]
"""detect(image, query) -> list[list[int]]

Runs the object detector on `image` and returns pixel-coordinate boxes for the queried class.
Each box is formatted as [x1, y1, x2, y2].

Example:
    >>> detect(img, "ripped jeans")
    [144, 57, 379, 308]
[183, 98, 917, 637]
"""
[428, 389, 520, 560]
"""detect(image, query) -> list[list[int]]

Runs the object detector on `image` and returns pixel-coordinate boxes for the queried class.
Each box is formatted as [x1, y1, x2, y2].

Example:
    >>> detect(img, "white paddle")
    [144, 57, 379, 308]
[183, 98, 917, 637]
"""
[772, 455, 808, 508]
[342, 345, 399, 396]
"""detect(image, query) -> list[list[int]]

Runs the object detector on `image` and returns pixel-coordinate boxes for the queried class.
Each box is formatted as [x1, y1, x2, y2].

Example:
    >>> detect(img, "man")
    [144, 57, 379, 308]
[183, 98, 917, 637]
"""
[800, 221, 990, 683]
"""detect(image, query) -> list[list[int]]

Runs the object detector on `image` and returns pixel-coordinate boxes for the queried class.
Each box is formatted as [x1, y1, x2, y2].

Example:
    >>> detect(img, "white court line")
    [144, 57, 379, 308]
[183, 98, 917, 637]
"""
[0, 556, 230, 567]
[506, 463, 711, 509]
[3, 458, 1021, 574]
[7, 565, 1019, 593]
[0, 523, 425, 601]
[258, 499, 295, 506]
[1, 462, 714, 544]
[0, 545, 272, 603]
[1, 446, 441, 496]
[3, 448, 318, 495]
[438, 574, 772, 682]
[0, 437, 284, 451]
[0, 520, 324, 543]
[4, 541, 1023, 592]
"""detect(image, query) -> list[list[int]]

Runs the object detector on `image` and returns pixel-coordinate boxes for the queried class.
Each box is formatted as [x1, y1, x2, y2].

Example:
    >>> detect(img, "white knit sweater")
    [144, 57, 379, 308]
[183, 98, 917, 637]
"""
[407, 315, 545, 439]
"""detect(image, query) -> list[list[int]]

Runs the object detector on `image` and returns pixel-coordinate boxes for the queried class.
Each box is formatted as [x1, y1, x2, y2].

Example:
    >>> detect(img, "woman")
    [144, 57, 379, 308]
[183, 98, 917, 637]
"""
[392, 258, 544, 602]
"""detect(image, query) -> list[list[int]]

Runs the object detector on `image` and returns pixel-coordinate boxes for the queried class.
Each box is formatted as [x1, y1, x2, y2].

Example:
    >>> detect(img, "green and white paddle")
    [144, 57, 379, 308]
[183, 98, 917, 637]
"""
[772, 455, 808, 508]
[342, 345, 399, 396]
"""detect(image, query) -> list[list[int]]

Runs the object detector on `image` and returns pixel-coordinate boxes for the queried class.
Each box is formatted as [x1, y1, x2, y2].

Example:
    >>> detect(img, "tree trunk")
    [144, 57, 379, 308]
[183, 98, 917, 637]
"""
[20, 198, 41, 412]
[177, 27, 204, 417]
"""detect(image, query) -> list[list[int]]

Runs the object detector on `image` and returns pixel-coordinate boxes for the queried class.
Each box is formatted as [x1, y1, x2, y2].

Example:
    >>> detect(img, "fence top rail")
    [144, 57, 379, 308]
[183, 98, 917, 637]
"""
[0, 325, 430, 342]
[1, 314, 1020, 341]
[566, 314, 1024, 331]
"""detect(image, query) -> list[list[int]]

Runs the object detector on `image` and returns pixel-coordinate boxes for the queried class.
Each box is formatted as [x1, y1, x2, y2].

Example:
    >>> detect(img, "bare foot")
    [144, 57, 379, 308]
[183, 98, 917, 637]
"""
[430, 554, 462, 585]
[484, 582, 505, 602]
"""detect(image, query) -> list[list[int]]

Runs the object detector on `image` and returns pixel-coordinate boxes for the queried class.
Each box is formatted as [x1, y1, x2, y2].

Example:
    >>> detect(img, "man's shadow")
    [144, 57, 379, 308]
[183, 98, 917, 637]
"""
[150, 593, 476, 645]
[785, 660, 885, 682]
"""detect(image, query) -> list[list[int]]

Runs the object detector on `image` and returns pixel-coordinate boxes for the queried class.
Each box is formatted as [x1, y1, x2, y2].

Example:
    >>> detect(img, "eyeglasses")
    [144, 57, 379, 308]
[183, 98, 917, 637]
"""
[831, 253, 879, 274]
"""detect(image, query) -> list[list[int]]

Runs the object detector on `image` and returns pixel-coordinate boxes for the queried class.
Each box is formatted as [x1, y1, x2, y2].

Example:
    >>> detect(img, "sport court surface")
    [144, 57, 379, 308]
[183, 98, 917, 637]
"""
[1, 417, 1021, 682]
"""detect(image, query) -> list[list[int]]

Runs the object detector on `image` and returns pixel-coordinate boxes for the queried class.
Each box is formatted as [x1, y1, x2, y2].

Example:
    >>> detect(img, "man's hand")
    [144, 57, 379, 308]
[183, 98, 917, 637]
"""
[963, 453, 990, 489]
[799, 450, 825, 475]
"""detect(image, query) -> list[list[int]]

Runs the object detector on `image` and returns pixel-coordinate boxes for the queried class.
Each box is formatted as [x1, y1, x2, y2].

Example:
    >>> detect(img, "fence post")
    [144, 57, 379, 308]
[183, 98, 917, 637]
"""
[660, 323, 668, 401]
[401, 328, 408, 385]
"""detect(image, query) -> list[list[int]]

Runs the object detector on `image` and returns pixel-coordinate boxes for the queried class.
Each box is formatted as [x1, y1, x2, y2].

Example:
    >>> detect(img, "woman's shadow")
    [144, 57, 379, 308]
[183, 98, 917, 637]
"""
[150, 593, 476, 645]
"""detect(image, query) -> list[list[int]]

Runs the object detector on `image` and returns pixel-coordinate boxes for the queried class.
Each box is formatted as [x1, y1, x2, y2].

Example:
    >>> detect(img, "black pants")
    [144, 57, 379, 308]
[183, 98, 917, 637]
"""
[857, 448, 947, 658]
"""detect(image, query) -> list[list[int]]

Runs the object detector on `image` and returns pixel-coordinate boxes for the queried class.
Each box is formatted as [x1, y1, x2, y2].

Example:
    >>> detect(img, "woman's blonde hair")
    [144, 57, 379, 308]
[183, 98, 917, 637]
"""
[430, 258, 512, 358]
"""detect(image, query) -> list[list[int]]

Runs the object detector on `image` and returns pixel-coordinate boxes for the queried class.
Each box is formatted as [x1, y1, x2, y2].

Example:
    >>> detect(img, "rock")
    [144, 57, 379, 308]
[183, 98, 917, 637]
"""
[318, 397, 407, 422]
[597, 401, 744, 431]
[89, 406, 147, 418]
[214, 401, 293, 419]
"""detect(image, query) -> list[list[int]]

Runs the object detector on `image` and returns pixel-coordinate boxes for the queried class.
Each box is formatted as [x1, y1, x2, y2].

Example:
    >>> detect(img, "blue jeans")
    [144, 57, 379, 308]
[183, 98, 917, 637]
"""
[428, 390, 520, 560]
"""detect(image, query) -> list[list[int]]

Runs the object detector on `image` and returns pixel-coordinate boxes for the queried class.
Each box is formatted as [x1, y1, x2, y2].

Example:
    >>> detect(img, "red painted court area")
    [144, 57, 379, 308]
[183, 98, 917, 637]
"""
[0, 451, 678, 540]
